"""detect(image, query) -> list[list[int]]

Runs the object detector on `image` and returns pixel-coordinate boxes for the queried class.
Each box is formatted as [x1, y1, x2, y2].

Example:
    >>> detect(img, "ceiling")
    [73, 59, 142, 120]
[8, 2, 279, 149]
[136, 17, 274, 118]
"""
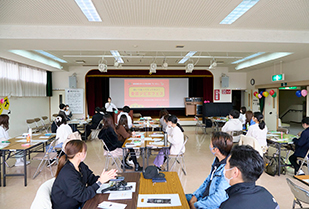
[0, 0, 309, 72]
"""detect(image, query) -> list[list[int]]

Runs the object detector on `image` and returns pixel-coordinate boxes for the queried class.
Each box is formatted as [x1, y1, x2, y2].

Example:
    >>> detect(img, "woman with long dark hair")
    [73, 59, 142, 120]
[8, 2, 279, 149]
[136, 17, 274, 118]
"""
[246, 112, 268, 148]
[116, 115, 142, 171]
[51, 140, 117, 209]
[153, 115, 185, 169]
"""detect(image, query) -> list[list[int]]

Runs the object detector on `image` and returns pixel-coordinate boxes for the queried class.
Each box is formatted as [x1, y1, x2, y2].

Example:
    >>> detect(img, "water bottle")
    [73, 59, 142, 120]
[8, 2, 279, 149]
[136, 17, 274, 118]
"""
[164, 132, 168, 146]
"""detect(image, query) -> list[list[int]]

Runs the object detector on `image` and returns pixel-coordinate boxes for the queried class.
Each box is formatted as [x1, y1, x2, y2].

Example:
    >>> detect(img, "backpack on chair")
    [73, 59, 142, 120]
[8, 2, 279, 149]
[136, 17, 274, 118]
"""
[265, 156, 286, 176]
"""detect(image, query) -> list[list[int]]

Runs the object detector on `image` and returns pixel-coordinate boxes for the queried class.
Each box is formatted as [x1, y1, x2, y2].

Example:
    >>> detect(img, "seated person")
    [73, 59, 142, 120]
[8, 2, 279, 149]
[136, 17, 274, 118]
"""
[221, 110, 243, 133]
[154, 115, 184, 169]
[83, 107, 104, 139]
[220, 145, 279, 209]
[117, 106, 132, 129]
[55, 115, 73, 148]
[246, 112, 268, 150]
[51, 140, 117, 209]
[245, 110, 256, 130]
[186, 132, 233, 209]
[58, 103, 68, 121]
[98, 114, 136, 170]
[116, 115, 142, 171]
[289, 117, 309, 175]
[65, 104, 72, 120]
[159, 109, 169, 132]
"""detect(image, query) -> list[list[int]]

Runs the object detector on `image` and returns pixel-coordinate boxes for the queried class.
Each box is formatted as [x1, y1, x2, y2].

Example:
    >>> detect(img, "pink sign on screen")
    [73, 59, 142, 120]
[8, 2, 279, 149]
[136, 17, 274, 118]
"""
[124, 79, 169, 108]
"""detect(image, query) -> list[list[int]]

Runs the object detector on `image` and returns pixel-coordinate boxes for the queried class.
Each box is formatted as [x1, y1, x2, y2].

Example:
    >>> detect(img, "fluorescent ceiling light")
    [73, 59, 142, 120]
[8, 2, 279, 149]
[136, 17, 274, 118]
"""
[235, 52, 292, 70]
[75, 0, 102, 22]
[220, 0, 260, 24]
[110, 50, 124, 63]
[232, 52, 265, 64]
[178, 51, 197, 64]
[34, 50, 67, 63]
[9, 50, 63, 69]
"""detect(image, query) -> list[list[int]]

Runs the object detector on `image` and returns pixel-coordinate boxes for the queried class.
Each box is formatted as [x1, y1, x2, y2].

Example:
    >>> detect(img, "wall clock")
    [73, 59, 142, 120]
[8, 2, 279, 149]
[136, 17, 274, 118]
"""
[250, 78, 255, 86]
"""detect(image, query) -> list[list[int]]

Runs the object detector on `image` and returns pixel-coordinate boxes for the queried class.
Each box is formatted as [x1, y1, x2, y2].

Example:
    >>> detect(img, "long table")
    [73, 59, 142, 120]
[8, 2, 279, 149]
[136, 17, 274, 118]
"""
[266, 132, 295, 176]
[0, 133, 55, 186]
[82, 172, 189, 209]
[121, 132, 169, 173]
[294, 175, 309, 186]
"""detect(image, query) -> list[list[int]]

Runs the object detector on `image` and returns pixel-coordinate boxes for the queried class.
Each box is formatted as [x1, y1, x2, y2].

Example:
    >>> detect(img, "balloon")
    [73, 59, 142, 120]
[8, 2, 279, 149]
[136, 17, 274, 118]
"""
[269, 90, 275, 96]
[253, 91, 258, 96]
[296, 90, 302, 98]
[258, 94, 262, 99]
[255, 94, 259, 98]
[301, 89, 308, 97]
[272, 92, 277, 98]
[262, 92, 269, 97]
[0, 98, 4, 104]
[260, 91, 264, 95]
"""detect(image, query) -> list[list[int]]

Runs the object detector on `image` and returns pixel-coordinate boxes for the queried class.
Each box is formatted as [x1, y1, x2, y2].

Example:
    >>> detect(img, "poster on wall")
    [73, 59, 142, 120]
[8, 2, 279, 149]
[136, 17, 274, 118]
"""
[214, 89, 220, 101]
[221, 89, 231, 94]
[65, 89, 84, 114]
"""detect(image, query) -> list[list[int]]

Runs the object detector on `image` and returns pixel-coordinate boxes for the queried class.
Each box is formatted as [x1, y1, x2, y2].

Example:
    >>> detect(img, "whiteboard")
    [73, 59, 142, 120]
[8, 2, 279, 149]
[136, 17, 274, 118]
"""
[65, 89, 84, 114]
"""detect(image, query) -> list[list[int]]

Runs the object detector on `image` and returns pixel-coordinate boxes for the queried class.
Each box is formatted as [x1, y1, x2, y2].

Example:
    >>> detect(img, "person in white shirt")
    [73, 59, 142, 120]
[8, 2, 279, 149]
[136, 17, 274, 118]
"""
[65, 104, 72, 120]
[0, 114, 29, 166]
[154, 115, 185, 169]
[105, 97, 118, 116]
[117, 106, 132, 129]
[239, 107, 246, 127]
[246, 112, 268, 148]
[221, 110, 243, 133]
[55, 115, 73, 147]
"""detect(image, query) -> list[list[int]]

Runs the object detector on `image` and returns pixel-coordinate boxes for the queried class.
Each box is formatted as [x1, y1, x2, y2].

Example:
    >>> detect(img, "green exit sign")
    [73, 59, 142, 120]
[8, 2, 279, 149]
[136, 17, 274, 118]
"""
[272, 74, 285, 82]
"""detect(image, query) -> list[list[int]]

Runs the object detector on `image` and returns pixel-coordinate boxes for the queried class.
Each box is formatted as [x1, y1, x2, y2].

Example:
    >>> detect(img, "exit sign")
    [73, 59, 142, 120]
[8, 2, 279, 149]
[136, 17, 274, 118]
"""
[272, 74, 285, 82]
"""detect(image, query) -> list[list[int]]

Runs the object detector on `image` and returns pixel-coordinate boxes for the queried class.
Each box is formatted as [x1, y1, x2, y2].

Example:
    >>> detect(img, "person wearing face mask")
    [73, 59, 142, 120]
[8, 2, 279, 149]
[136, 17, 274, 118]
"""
[51, 140, 118, 209]
[65, 104, 72, 120]
[185, 132, 233, 209]
[153, 115, 184, 169]
[221, 110, 243, 133]
[220, 145, 279, 209]
[246, 112, 268, 151]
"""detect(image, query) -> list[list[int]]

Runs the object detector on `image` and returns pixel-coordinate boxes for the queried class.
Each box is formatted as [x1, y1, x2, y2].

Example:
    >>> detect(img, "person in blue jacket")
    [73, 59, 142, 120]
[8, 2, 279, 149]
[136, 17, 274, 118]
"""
[186, 132, 233, 209]
[289, 117, 309, 175]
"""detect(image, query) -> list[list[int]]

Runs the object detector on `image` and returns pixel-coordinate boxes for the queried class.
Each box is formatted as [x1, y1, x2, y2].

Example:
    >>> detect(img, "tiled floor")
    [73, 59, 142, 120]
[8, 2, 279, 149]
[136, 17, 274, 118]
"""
[0, 126, 306, 209]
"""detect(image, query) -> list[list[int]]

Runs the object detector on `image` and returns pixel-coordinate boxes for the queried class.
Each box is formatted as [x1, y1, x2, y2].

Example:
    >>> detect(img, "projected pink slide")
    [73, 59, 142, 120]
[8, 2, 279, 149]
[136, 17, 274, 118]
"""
[124, 79, 169, 108]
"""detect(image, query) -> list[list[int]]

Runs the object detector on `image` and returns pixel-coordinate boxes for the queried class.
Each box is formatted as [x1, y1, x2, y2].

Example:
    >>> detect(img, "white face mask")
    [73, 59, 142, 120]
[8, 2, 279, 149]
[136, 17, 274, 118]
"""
[80, 152, 87, 162]
[66, 107, 69, 110]
[223, 167, 234, 185]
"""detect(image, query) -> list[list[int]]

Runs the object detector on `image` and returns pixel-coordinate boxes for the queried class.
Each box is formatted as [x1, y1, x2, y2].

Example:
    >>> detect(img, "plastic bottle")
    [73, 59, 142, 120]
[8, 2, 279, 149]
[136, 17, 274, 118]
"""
[164, 132, 168, 146]
[26, 134, 31, 143]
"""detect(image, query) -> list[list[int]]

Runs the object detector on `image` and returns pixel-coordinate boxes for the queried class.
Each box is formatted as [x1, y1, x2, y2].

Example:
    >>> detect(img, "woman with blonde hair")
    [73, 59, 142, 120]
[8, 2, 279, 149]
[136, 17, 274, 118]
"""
[51, 140, 117, 209]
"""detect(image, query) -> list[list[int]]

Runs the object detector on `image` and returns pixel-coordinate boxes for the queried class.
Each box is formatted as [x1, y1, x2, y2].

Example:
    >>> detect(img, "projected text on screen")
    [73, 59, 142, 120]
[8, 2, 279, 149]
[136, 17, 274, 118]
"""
[124, 79, 169, 108]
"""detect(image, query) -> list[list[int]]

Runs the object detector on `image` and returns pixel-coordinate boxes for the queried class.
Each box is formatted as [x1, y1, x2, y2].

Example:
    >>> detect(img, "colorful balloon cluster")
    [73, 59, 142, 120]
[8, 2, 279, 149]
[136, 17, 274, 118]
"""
[296, 89, 308, 98]
[253, 90, 276, 99]
[0, 96, 10, 114]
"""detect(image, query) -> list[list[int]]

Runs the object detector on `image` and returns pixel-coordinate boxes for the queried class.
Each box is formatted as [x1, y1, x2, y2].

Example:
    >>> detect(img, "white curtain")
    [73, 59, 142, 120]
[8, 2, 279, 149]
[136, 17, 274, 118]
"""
[0, 58, 47, 97]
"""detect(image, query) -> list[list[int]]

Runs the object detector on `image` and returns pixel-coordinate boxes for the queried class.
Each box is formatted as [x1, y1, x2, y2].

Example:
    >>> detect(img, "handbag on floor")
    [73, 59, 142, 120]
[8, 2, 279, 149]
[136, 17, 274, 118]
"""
[265, 156, 286, 176]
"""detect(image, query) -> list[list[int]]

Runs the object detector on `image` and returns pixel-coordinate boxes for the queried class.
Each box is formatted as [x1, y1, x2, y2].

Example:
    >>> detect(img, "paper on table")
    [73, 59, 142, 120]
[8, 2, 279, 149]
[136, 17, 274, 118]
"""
[39, 136, 50, 138]
[98, 201, 127, 209]
[16, 139, 48, 143]
[108, 192, 132, 200]
[144, 137, 153, 141]
[32, 133, 40, 136]
[16, 136, 25, 139]
[97, 182, 136, 194]
[137, 194, 181, 207]
[150, 142, 164, 146]
[150, 134, 164, 137]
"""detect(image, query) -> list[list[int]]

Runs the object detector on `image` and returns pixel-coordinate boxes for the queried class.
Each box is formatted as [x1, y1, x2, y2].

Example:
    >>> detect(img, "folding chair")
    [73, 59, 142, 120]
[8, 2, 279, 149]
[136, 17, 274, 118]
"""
[100, 139, 122, 171]
[26, 119, 39, 133]
[41, 116, 51, 132]
[195, 116, 206, 134]
[227, 130, 244, 143]
[32, 138, 59, 179]
[239, 135, 263, 157]
[286, 178, 309, 209]
[168, 135, 188, 175]
[297, 149, 309, 175]
[89, 120, 103, 140]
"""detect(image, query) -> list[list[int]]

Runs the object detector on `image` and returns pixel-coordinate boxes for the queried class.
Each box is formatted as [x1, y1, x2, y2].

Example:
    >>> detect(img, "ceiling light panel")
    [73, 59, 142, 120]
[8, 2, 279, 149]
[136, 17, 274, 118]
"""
[34, 50, 67, 63]
[220, 0, 260, 24]
[232, 52, 265, 64]
[110, 50, 124, 63]
[178, 51, 197, 64]
[75, 0, 102, 22]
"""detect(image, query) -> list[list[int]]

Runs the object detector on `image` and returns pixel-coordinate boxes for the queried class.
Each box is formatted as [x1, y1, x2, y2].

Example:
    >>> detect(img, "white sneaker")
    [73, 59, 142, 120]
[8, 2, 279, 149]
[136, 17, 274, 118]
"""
[15, 158, 30, 167]
[298, 169, 305, 175]
[127, 159, 134, 165]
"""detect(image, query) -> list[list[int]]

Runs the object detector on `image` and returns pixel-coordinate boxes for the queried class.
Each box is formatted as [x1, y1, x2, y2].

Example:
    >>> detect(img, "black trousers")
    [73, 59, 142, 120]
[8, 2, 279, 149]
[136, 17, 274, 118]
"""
[289, 154, 300, 174]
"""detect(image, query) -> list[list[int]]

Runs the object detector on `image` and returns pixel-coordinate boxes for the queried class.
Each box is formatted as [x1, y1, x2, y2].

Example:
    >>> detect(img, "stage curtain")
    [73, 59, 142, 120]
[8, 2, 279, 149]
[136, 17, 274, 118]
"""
[203, 77, 213, 102]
